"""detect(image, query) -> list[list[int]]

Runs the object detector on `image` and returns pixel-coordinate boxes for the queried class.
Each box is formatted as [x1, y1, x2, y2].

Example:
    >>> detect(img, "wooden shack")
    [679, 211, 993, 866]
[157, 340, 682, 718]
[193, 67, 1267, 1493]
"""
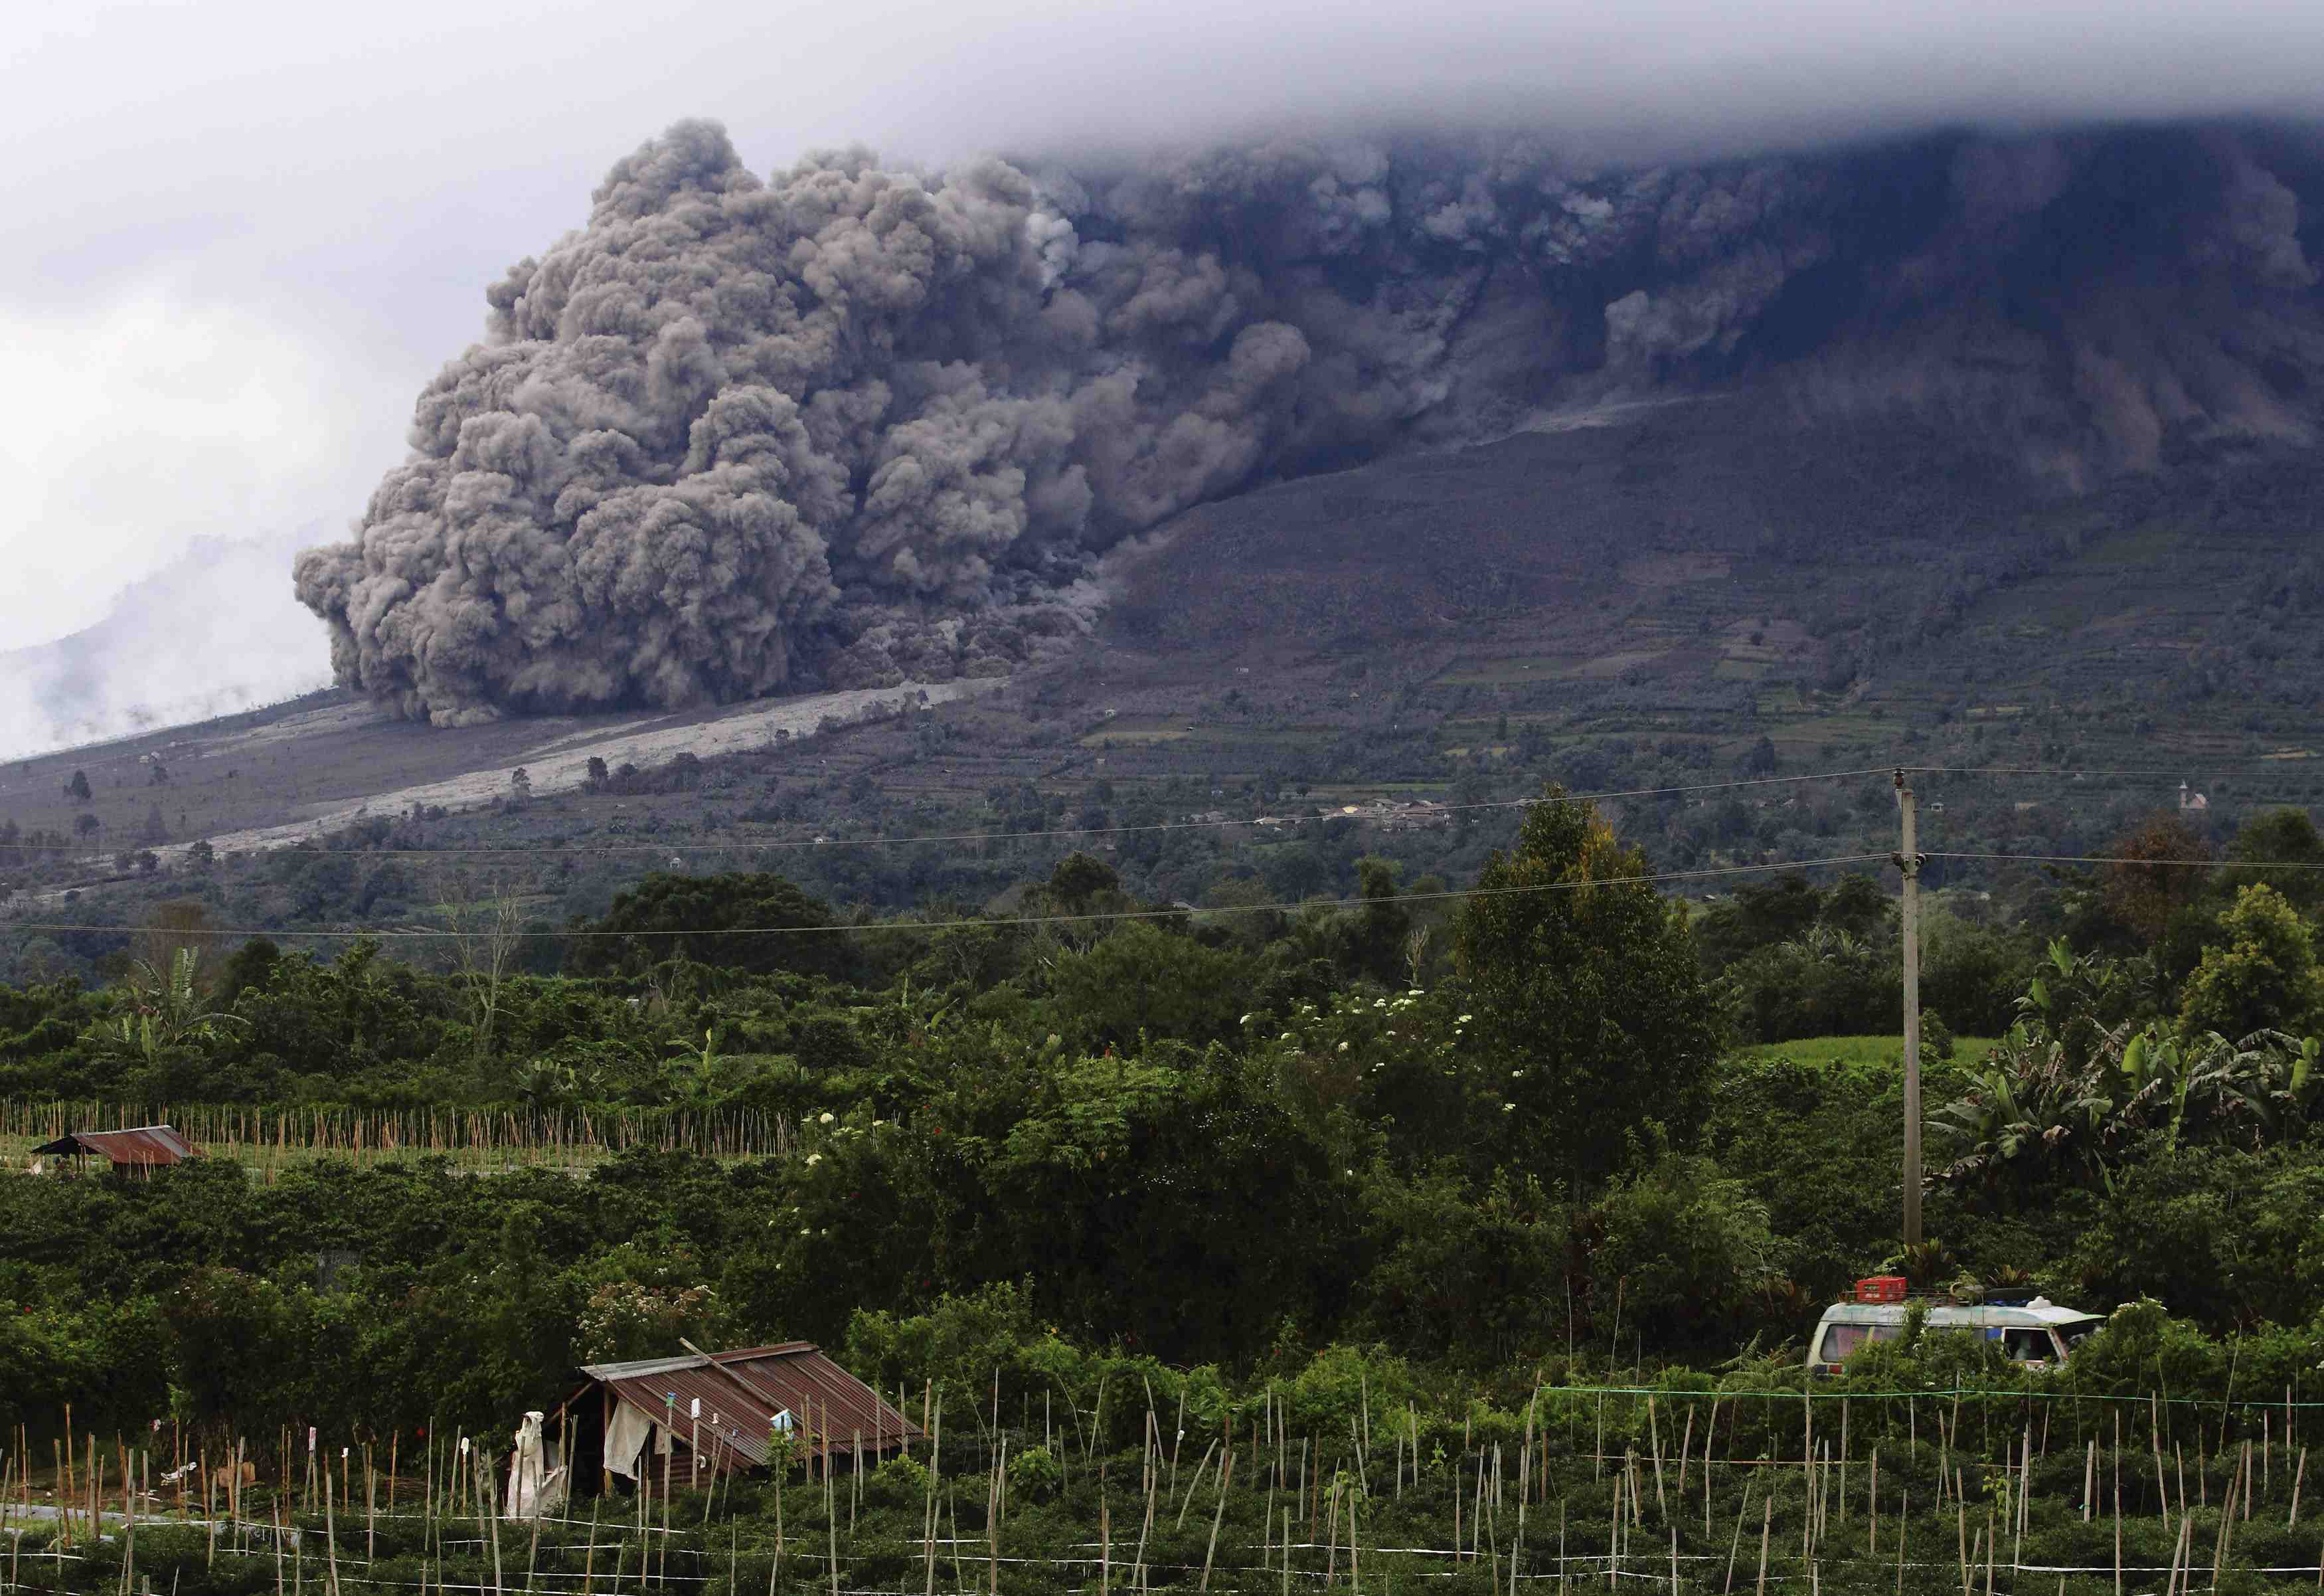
[31, 1124, 194, 1173]
[564, 1342, 921, 1492]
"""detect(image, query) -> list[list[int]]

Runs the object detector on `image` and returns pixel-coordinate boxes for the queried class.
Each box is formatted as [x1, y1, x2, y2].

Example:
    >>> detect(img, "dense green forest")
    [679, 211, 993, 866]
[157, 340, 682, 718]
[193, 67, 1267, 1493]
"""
[5, 788, 2324, 1594]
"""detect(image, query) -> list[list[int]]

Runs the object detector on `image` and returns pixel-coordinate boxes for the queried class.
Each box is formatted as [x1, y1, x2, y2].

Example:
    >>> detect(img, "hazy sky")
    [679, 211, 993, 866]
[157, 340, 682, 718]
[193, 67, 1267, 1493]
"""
[3, 0, 2323, 667]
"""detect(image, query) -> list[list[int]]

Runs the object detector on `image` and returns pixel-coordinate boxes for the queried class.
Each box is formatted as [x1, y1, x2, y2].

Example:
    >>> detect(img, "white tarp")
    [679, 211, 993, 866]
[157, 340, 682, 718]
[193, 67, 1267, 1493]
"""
[503, 1411, 569, 1519]
[601, 1399, 673, 1482]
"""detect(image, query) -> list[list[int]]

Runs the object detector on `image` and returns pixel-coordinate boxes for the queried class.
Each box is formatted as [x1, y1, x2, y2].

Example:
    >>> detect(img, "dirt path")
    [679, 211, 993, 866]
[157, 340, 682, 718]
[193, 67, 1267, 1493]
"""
[173, 677, 1004, 859]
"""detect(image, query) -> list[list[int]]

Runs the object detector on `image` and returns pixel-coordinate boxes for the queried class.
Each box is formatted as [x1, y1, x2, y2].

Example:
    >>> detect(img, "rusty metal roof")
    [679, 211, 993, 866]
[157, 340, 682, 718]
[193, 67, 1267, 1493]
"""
[581, 1343, 920, 1469]
[31, 1126, 193, 1166]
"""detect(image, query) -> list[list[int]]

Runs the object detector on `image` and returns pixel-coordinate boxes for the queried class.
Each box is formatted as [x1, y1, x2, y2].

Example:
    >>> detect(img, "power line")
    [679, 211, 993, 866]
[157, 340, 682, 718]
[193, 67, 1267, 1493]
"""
[1905, 762, 2324, 779]
[0, 768, 1896, 859]
[0, 851, 1896, 942]
[1926, 850, 2324, 871]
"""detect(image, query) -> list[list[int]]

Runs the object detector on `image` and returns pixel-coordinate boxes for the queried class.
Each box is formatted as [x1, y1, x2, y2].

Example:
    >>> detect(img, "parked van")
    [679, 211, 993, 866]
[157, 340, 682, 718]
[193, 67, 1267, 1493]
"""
[1808, 1296, 2102, 1375]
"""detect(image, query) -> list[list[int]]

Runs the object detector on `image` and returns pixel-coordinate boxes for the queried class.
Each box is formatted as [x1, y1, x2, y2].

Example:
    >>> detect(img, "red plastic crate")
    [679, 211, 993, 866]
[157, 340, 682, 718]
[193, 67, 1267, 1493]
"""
[1855, 1275, 1908, 1304]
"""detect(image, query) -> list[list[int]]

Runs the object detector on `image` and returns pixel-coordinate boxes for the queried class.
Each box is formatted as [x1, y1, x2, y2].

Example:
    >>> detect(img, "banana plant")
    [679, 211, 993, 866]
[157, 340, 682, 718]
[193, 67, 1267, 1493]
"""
[99, 946, 244, 1063]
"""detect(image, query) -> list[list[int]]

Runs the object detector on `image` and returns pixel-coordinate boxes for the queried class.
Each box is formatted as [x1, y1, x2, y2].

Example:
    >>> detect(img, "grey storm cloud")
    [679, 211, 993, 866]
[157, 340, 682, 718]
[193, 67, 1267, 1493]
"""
[296, 118, 2324, 725]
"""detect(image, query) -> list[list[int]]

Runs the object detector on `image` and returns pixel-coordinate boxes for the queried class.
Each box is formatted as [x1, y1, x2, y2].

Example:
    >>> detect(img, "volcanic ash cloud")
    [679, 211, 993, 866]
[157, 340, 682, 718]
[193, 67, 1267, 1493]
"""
[297, 120, 2324, 724]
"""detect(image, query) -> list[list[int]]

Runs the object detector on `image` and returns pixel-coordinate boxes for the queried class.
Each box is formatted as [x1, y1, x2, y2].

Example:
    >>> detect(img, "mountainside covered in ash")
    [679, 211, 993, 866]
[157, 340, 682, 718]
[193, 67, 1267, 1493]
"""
[295, 120, 2324, 727]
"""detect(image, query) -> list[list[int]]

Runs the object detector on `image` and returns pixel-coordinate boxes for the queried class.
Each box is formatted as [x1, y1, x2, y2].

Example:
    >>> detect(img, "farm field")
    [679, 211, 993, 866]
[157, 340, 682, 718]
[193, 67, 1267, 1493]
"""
[0, 1101, 792, 1179]
[3, 1374, 2319, 1596]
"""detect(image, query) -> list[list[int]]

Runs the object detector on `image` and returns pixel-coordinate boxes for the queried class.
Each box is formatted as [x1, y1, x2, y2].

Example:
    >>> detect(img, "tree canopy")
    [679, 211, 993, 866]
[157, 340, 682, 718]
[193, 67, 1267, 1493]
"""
[1454, 786, 1722, 1184]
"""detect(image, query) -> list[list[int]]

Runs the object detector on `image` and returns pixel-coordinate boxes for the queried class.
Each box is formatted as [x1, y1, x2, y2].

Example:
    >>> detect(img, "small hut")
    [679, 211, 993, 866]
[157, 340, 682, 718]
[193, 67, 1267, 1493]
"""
[564, 1342, 920, 1492]
[31, 1124, 193, 1174]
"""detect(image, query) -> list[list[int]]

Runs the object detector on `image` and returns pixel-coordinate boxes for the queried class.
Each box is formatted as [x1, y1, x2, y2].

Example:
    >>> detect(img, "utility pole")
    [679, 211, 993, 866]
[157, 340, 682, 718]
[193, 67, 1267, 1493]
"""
[1894, 770, 1925, 1247]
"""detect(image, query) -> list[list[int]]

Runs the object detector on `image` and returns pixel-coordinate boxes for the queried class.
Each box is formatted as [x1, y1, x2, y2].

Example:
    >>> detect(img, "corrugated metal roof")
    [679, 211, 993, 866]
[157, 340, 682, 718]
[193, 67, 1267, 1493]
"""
[582, 1343, 920, 1470]
[31, 1126, 193, 1166]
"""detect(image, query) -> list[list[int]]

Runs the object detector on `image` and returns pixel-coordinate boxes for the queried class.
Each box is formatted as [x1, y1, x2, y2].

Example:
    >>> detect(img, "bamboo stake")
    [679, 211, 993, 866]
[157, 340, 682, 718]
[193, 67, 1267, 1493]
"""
[1679, 1407, 1697, 1497]
[1175, 1441, 1218, 1530]
[484, 1447, 505, 1596]
[923, 1395, 940, 1596]
[1649, 1399, 1667, 1519]
[1753, 1492, 1772, 1596]
[2013, 1428, 2028, 1577]
[2114, 1459, 2124, 1596]
[324, 1450, 342, 1596]
[1513, 1469, 1529, 1596]
[1895, 1494, 1908, 1596]
[1169, 1384, 1187, 1498]
[1868, 1444, 1880, 1554]
[2211, 1449, 2241, 1593]
[1957, 1501, 1971, 1596]
[1724, 1484, 1752, 1595]
[1325, 1480, 1340, 1589]
[1131, 1446, 1155, 1596]
[1199, 1453, 1233, 1590]
[122, 1451, 136, 1596]
[582, 1498, 600, 1596]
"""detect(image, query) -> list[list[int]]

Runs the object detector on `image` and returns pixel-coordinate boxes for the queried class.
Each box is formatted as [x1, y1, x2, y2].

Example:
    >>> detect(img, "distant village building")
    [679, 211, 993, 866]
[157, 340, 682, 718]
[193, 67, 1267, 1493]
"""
[2179, 781, 2209, 812]
[1251, 798, 1450, 832]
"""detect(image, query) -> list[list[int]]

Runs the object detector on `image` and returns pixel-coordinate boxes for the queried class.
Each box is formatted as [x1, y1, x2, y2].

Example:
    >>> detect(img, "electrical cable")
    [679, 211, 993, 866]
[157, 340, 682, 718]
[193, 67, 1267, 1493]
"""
[1924, 849, 2324, 871]
[1904, 762, 2324, 780]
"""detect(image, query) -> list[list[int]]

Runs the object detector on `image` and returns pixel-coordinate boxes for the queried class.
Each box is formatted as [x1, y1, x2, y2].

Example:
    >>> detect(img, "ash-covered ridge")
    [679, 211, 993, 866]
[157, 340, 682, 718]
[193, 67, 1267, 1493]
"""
[296, 121, 2324, 725]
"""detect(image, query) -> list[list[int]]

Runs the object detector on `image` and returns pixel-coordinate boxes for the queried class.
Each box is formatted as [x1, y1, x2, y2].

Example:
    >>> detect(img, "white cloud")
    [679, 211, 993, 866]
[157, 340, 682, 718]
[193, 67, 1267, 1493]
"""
[0, 285, 392, 648]
[0, 529, 335, 760]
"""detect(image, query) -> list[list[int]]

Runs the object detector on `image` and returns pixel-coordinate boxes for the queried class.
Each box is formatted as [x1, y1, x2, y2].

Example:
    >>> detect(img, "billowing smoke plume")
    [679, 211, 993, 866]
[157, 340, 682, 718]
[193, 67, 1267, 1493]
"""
[297, 120, 2324, 723]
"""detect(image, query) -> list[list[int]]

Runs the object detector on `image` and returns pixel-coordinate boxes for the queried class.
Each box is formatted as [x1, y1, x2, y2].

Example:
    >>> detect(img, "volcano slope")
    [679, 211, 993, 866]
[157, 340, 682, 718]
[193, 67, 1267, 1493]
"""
[17, 116, 2324, 957]
[1080, 395, 2323, 780]
[13, 389, 2324, 981]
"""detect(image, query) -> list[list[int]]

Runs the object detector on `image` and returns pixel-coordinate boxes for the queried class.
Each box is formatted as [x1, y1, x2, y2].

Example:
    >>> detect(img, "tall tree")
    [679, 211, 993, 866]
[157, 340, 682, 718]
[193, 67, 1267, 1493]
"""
[438, 870, 527, 1057]
[565, 871, 852, 980]
[1455, 786, 1721, 1186]
[2179, 883, 2324, 1042]
[2102, 812, 2212, 946]
[2226, 808, 2324, 911]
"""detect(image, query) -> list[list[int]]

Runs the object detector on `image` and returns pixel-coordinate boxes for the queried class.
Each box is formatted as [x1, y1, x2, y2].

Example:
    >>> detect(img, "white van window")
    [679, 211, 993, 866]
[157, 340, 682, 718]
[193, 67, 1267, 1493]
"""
[1819, 1322, 1901, 1364]
[2002, 1328, 2052, 1363]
